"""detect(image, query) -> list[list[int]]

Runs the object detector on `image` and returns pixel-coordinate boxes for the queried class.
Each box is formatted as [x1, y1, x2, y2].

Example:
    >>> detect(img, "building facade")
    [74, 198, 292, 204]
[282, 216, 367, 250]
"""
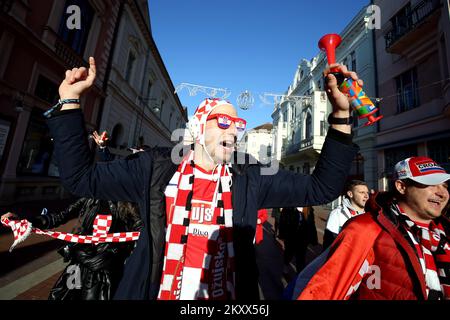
[0, 0, 187, 205]
[272, 5, 379, 188]
[0, 0, 121, 205]
[374, 0, 450, 190]
[238, 123, 273, 164]
[99, 0, 187, 155]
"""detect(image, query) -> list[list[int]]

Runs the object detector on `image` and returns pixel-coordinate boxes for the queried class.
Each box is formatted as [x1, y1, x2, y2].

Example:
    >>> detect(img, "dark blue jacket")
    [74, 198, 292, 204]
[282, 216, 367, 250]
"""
[47, 109, 358, 300]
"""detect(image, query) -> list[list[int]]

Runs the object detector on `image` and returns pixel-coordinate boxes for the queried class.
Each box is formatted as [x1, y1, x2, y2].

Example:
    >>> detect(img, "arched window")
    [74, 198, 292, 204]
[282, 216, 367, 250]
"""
[110, 123, 124, 148]
[305, 113, 312, 139]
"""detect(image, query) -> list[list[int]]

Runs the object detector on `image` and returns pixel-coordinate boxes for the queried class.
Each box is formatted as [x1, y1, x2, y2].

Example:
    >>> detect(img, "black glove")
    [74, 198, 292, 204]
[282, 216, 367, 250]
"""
[29, 215, 49, 229]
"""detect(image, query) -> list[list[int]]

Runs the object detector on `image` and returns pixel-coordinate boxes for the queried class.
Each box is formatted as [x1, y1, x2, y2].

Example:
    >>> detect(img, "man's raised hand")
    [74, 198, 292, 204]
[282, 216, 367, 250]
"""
[58, 56, 96, 110]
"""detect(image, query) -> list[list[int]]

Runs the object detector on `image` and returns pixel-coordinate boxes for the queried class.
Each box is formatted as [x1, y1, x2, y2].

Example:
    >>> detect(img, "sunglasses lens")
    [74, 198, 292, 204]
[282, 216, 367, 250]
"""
[217, 116, 231, 129]
[236, 120, 246, 131]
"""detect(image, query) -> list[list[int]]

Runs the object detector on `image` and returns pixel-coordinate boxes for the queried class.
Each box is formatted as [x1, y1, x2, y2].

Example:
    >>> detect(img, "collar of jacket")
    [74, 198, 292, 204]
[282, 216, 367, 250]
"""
[367, 191, 450, 299]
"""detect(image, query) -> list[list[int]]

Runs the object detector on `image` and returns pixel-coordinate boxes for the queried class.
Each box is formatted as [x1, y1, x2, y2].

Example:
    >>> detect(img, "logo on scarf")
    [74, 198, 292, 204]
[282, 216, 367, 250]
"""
[191, 201, 213, 224]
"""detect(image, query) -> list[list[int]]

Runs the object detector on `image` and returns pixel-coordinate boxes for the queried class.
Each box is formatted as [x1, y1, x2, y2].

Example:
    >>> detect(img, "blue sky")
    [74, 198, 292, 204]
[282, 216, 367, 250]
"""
[149, 0, 370, 130]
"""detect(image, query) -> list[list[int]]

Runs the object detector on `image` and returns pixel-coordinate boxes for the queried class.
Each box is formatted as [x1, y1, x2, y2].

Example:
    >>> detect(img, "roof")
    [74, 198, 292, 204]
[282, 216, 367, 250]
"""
[252, 123, 273, 131]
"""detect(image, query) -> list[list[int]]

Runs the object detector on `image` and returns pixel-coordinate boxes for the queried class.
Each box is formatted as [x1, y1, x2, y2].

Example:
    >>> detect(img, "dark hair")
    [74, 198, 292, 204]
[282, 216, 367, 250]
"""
[345, 180, 368, 193]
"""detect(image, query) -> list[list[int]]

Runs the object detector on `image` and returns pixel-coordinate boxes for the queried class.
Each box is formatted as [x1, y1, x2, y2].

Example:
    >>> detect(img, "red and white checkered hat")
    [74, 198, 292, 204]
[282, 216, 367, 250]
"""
[186, 98, 233, 146]
[394, 157, 450, 186]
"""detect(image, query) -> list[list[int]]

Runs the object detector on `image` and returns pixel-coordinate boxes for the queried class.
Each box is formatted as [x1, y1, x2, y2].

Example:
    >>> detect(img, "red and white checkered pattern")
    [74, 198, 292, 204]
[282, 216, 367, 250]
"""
[1, 217, 32, 252]
[191, 98, 232, 146]
[158, 151, 235, 300]
[392, 204, 450, 299]
[1, 214, 140, 252]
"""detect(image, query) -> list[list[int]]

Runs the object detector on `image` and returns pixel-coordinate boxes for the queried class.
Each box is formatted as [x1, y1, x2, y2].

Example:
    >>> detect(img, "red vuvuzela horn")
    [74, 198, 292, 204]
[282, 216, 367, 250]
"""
[318, 34, 342, 73]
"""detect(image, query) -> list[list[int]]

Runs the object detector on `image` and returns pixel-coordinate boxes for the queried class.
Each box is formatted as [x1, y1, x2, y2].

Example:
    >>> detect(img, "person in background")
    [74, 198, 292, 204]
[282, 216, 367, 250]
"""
[323, 180, 369, 249]
[279, 207, 318, 275]
[255, 208, 268, 245]
[298, 157, 450, 300]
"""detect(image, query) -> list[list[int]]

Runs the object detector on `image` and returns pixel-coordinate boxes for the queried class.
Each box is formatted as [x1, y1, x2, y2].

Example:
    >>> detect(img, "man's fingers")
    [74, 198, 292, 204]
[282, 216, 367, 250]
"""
[70, 68, 78, 82]
[325, 74, 342, 98]
[348, 71, 358, 81]
[75, 67, 87, 80]
[358, 79, 364, 87]
[86, 57, 96, 85]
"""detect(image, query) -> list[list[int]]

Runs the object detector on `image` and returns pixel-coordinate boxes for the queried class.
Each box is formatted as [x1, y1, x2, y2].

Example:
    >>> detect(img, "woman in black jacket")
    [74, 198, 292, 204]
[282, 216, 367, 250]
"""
[31, 198, 143, 300]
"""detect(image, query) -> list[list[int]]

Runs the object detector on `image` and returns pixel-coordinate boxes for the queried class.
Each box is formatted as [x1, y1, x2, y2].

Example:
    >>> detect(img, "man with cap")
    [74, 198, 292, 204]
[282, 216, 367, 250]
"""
[298, 156, 450, 300]
[44, 57, 359, 300]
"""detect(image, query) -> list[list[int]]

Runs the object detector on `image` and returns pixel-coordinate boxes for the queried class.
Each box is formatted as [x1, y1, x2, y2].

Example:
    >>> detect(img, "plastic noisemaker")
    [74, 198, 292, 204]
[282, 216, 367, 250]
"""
[318, 33, 383, 126]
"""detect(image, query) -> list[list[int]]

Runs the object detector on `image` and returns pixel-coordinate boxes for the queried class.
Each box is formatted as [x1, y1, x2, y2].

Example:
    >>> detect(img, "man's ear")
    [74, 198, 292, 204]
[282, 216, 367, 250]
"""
[347, 190, 353, 199]
[395, 180, 407, 195]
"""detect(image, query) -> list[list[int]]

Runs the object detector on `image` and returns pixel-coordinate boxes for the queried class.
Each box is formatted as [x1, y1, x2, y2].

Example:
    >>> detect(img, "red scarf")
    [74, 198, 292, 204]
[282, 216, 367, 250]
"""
[158, 152, 235, 300]
[392, 204, 450, 299]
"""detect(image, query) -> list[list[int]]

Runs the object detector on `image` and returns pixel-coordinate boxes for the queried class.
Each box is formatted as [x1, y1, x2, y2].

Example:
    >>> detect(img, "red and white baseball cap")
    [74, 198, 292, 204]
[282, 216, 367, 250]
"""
[394, 157, 450, 186]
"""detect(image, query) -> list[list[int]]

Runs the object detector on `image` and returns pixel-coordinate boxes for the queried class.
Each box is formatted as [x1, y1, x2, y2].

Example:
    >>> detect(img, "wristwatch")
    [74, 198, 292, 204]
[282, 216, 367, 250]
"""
[327, 113, 353, 125]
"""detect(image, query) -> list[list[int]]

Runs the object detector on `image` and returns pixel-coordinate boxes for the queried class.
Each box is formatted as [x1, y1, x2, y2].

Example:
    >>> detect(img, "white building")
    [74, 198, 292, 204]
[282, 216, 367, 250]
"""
[239, 123, 273, 164]
[99, 0, 187, 156]
[272, 5, 378, 188]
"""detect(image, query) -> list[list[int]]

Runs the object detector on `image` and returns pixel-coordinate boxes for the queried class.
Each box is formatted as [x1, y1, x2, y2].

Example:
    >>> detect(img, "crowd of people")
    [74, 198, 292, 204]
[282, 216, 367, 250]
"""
[1, 57, 449, 300]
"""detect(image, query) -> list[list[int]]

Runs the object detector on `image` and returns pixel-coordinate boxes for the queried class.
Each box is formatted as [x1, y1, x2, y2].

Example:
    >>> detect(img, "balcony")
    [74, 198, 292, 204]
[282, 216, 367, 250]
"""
[384, 0, 442, 54]
[300, 137, 313, 150]
[55, 36, 88, 69]
[286, 142, 301, 156]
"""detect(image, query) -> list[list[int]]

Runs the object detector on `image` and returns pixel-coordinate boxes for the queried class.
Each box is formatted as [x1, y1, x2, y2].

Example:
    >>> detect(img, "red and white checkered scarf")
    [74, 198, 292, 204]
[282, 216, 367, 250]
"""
[392, 203, 450, 299]
[1, 215, 140, 252]
[158, 98, 236, 300]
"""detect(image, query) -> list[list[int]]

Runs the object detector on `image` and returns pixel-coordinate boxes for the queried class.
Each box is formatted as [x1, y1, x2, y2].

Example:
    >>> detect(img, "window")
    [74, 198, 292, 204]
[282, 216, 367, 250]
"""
[351, 51, 356, 72]
[58, 0, 94, 55]
[34, 75, 58, 104]
[320, 120, 326, 136]
[384, 144, 417, 174]
[125, 51, 136, 82]
[396, 68, 419, 113]
[146, 79, 153, 99]
[110, 123, 124, 148]
[428, 138, 450, 172]
[305, 113, 312, 139]
[17, 109, 59, 177]
[391, 4, 411, 37]
[160, 99, 165, 115]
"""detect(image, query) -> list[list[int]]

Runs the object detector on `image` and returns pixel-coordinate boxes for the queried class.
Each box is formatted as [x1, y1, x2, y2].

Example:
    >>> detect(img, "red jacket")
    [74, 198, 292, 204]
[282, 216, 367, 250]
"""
[299, 193, 450, 300]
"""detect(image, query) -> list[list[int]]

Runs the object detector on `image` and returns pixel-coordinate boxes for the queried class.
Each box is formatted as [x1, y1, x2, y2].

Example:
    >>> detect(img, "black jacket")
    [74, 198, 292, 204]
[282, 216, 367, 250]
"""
[31, 197, 142, 300]
[47, 109, 358, 300]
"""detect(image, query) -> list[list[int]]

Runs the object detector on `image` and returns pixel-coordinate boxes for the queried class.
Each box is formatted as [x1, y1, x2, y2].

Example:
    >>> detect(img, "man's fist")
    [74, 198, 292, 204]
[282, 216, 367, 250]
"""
[323, 63, 364, 117]
[58, 56, 97, 110]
